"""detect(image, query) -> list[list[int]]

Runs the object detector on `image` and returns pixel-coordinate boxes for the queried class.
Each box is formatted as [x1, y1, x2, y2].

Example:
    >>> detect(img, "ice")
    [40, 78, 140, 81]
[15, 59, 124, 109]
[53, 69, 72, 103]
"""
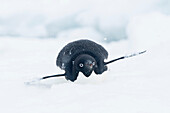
[61, 63, 65, 69]
[0, 0, 170, 40]
[69, 50, 72, 55]
[127, 12, 170, 49]
[1, 0, 170, 112]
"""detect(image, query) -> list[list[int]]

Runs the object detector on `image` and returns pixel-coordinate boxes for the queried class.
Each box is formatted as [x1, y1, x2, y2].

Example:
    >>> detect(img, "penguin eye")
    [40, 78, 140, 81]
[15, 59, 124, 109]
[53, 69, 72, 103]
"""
[79, 63, 84, 67]
[92, 62, 95, 65]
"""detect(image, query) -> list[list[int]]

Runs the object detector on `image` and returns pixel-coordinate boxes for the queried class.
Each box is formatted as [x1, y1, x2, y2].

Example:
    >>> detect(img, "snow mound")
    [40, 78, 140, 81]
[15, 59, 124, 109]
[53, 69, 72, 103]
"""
[127, 12, 170, 49]
[0, 0, 170, 40]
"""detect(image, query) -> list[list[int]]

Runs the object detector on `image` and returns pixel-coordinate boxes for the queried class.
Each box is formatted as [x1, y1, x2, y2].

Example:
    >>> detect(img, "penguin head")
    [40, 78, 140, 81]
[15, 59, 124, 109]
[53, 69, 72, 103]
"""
[74, 54, 96, 77]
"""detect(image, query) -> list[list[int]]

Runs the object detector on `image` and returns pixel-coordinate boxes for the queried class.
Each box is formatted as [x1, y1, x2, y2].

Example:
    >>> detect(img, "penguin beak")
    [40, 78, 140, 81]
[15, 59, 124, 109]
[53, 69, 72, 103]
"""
[81, 60, 95, 77]
[82, 62, 94, 77]
[82, 69, 93, 77]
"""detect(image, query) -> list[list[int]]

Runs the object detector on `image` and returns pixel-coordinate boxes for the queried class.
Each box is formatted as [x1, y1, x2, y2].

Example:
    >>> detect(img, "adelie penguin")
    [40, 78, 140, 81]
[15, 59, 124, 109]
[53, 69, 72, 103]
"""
[40, 39, 146, 82]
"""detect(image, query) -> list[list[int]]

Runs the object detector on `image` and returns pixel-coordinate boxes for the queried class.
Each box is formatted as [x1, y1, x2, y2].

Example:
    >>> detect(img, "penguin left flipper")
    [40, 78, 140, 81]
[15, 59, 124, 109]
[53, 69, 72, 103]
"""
[65, 70, 79, 82]
[94, 59, 108, 74]
[63, 63, 77, 81]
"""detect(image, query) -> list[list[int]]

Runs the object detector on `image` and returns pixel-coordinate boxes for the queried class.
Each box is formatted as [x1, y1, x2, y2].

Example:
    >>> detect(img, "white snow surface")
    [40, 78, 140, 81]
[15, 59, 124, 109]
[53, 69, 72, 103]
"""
[1, 5, 170, 112]
[0, 35, 170, 113]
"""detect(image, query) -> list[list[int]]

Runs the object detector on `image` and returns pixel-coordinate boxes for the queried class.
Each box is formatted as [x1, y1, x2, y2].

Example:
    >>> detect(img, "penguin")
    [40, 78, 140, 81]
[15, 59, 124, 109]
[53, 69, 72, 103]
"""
[56, 39, 108, 81]
[40, 39, 146, 82]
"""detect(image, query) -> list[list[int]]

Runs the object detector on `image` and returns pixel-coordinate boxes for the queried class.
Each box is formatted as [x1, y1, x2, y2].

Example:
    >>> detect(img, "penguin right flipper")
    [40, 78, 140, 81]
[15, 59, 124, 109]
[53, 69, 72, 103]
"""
[64, 64, 79, 82]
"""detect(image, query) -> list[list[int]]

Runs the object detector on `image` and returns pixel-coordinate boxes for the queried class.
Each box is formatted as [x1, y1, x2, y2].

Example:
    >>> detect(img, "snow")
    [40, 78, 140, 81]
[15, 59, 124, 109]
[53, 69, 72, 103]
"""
[0, 35, 170, 113]
[1, 0, 170, 112]
[127, 12, 170, 49]
[0, 0, 170, 40]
